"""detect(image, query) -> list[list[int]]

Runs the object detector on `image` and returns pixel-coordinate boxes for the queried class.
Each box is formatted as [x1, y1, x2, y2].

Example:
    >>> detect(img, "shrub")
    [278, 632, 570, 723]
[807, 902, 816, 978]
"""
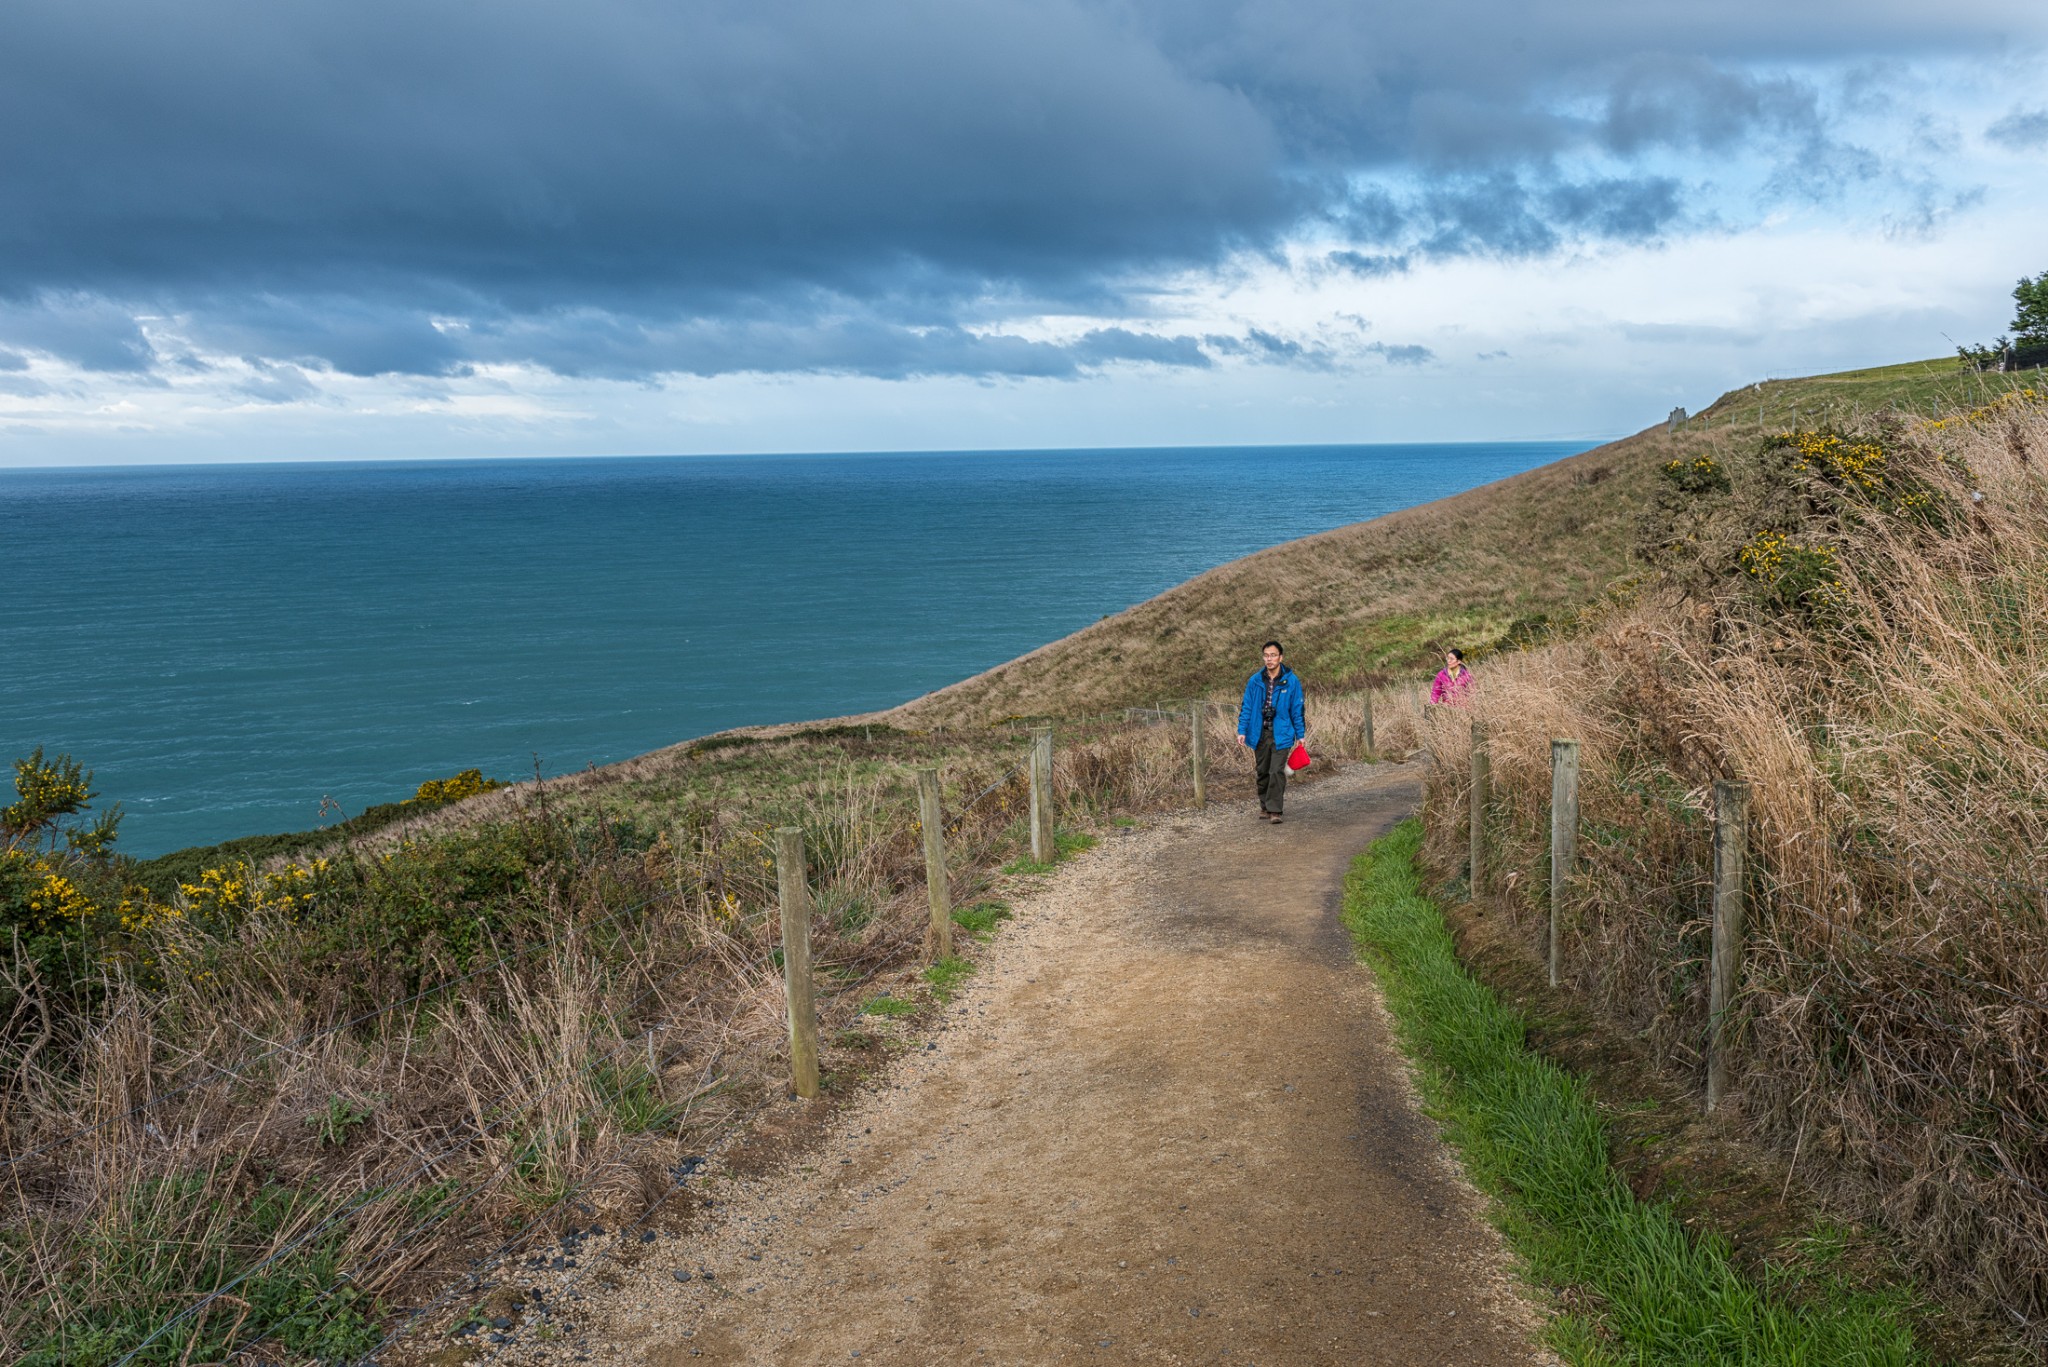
[408, 768, 506, 807]
[1422, 400, 2048, 1338]
[1661, 453, 1730, 495]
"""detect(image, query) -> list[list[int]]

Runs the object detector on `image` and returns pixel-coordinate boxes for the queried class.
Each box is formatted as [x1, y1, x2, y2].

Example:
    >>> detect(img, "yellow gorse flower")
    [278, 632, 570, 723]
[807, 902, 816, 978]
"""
[1925, 386, 2042, 431]
[176, 858, 328, 918]
[1788, 431, 1888, 495]
[410, 768, 506, 805]
[4, 847, 98, 935]
[1738, 530, 1846, 604]
[25, 870, 92, 924]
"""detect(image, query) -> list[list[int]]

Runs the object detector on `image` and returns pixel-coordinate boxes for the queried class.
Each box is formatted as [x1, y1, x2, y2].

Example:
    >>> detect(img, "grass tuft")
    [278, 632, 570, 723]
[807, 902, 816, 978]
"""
[950, 900, 1012, 939]
[1002, 828, 1097, 875]
[921, 955, 975, 1002]
[303, 1093, 376, 1147]
[1344, 820, 1924, 1366]
[590, 1058, 681, 1134]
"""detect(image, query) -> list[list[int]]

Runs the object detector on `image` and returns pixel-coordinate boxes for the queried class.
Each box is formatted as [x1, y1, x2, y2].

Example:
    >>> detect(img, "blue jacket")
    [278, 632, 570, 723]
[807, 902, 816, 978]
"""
[1238, 667, 1305, 750]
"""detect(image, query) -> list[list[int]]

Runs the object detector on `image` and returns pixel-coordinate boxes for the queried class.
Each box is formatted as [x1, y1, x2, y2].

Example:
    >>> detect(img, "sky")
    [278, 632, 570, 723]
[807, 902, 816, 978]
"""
[1, 0, 2045, 465]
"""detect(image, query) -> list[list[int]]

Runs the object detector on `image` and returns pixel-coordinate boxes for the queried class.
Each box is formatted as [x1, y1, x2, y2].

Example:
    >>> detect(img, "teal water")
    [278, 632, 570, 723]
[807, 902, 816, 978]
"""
[1, 443, 1591, 855]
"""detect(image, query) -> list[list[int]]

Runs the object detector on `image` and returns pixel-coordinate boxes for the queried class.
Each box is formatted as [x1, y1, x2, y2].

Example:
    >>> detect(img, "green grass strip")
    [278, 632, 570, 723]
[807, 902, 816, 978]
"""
[1343, 820, 1922, 1366]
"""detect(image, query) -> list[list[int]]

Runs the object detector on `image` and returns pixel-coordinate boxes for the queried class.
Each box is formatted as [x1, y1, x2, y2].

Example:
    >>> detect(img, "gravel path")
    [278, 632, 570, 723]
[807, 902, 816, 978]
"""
[507, 761, 1548, 1366]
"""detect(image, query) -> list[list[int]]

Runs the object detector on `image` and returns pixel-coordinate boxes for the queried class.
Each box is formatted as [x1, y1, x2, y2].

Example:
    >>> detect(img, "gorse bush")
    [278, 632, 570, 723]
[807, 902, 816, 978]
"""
[1660, 453, 1730, 495]
[123, 767, 513, 901]
[1, 707, 1334, 1361]
[409, 767, 507, 807]
[0, 750, 149, 1000]
[1425, 387, 2048, 1338]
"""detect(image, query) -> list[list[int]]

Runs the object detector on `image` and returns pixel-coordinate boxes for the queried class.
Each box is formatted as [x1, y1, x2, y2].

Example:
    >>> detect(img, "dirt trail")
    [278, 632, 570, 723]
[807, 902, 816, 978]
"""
[547, 762, 1547, 1366]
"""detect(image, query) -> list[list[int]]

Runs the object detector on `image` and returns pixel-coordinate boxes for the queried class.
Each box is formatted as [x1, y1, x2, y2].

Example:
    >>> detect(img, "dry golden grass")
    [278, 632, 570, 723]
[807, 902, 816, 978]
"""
[0, 705, 1381, 1362]
[9, 355, 2035, 1360]
[1415, 388, 2048, 1338]
[868, 359, 2042, 731]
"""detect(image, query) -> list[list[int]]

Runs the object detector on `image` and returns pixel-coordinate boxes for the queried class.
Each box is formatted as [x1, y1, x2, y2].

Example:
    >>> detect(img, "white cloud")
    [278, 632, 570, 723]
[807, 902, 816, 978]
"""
[1, 45, 2043, 465]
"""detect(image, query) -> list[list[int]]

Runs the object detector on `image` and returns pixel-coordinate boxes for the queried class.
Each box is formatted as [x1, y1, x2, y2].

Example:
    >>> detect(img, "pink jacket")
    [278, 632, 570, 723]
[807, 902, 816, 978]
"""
[1430, 666, 1473, 704]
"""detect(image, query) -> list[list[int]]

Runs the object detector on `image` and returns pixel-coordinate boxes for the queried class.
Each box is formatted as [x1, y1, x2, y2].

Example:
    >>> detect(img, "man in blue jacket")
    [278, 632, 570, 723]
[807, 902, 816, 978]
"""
[1238, 639, 1306, 823]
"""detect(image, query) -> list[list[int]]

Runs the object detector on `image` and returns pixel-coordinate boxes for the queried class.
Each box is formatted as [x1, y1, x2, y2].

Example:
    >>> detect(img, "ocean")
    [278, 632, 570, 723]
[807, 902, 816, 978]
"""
[1, 443, 1593, 855]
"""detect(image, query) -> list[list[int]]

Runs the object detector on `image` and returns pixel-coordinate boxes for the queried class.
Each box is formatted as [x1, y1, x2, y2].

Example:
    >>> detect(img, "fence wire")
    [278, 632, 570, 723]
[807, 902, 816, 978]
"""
[27, 709, 1219, 1363]
[1, 884, 684, 1171]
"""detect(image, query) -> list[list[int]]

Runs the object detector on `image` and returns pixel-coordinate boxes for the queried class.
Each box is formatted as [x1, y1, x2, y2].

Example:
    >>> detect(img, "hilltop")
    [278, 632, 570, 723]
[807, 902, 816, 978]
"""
[11, 351, 2041, 1366]
[877, 355, 2026, 726]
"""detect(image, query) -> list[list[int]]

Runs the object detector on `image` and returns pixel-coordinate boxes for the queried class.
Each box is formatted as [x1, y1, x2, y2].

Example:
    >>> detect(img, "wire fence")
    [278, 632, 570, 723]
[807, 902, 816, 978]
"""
[12, 709, 1228, 1364]
[363, 747, 1080, 1358]
[0, 884, 684, 1174]
[1429, 711, 2048, 1323]
[335, 755, 1048, 1364]
[942, 763, 1024, 838]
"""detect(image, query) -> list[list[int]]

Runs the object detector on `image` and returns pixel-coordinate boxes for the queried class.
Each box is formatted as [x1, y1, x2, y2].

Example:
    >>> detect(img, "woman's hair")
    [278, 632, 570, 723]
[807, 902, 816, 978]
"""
[1447, 648, 1465, 663]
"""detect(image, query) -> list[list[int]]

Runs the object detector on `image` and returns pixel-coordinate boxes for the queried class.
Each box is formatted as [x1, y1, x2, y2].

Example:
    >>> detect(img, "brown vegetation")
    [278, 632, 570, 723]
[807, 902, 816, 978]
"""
[8, 354, 2039, 1361]
[0, 705, 1374, 1362]
[880, 358, 2040, 729]
[1415, 388, 2048, 1342]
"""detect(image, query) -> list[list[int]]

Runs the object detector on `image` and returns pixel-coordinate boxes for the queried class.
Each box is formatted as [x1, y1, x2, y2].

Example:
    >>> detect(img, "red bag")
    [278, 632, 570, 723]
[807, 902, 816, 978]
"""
[1286, 741, 1312, 772]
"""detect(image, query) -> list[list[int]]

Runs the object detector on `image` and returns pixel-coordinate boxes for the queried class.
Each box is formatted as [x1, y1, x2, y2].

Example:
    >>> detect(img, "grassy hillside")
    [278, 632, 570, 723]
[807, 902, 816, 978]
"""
[1413, 377, 2048, 1356]
[7, 353, 2037, 1364]
[882, 357, 2037, 727]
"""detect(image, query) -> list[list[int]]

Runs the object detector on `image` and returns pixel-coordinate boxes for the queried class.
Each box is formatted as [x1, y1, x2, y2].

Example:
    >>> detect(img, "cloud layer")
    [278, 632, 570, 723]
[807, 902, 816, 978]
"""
[0, 0, 2042, 387]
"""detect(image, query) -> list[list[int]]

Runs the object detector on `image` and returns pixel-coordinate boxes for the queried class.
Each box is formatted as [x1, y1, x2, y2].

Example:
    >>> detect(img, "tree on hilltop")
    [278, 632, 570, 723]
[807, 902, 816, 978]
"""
[2013, 270, 2048, 346]
[1957, 268, 2048, 368]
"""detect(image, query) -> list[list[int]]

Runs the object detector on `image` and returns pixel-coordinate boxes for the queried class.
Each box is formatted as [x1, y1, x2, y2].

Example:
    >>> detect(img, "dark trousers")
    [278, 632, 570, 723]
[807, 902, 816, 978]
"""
[1254, 727, 1289, 813]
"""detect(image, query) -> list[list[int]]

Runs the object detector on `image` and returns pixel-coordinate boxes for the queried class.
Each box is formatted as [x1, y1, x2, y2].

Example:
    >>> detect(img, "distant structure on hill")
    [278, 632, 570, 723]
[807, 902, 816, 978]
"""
[1995, 343, 2048, 373]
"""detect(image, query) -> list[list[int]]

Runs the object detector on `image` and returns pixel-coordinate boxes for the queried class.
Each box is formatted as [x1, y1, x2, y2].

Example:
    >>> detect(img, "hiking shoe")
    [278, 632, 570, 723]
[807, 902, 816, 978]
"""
[1269, 814, 1285, 824]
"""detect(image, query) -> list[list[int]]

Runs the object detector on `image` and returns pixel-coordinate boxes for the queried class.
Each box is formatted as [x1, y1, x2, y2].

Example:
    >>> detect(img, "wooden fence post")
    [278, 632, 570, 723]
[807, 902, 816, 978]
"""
[1469, 722, 1489, 895]
[1361, 693, 1375, 760]
[1549, 740, 1580, 988]
[1706, 779, 1749, 1112]
[916, 769, 952, 961]
[774, 827, 819, 1099]
[1029, 727, 1055, 865]
[1189, 701, 1207, 809]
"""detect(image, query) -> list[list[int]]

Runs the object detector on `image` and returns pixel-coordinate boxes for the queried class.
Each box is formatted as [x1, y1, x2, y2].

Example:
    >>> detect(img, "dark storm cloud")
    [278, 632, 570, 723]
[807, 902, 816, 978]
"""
[1987, 107, 2048, 150]
[1325, 251, 1412, 278]
[1202, 329, 1336, 368]
[0, 0, 2036, 380]
[443, 308, 1210, 381]
[192, 297, 474, 378]
[1596, 58, 1821, 154]
[0, 294, 159, 373]
[1545, 177, 1686, 241]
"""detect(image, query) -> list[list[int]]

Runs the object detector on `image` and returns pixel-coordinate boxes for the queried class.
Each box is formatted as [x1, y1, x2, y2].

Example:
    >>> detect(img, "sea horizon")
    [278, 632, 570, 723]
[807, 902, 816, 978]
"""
[0, 434, 1623, 474]
[3, 440, 1597, 855]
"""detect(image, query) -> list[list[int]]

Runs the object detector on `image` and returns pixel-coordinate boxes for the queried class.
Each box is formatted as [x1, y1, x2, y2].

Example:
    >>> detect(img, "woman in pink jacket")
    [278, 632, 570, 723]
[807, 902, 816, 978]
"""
[1430, 649, 1473, 705]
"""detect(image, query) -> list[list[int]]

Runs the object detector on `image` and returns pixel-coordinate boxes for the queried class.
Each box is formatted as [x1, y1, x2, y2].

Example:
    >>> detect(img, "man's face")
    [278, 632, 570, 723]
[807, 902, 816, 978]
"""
[1262, 646, 1283, 672]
